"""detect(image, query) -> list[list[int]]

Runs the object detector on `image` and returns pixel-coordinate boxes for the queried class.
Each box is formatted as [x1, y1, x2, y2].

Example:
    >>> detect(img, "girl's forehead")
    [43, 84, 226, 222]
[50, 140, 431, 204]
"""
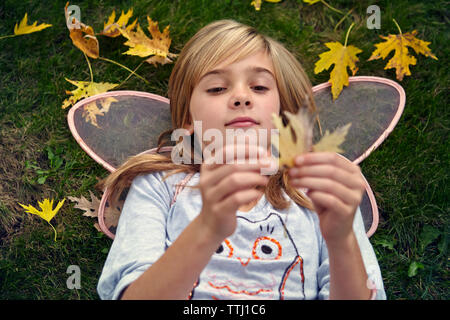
[199, 50, 275, 80]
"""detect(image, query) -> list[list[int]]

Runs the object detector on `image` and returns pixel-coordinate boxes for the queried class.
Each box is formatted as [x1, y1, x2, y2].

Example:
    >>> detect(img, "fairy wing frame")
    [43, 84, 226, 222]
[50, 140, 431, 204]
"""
[67, 76, 406, 239]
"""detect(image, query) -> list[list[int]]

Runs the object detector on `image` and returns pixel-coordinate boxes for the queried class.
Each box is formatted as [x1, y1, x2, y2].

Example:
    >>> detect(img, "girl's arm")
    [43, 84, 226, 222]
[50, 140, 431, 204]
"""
[326, 232, 372, 299]
[122, 145, 270, 299]
[289, 152, 372, 299]
[121, 214, 223, 299]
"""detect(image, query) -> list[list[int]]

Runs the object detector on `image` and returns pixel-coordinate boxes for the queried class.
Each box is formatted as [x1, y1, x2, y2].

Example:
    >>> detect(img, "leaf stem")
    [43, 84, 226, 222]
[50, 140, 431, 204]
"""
[334, 8, 354, 31]
[393, 18, 402, 35]
[0, 34, 18, 40]
[116, 60, 146, 89]
[48, 221, 58, 242]
[344, 22, 355, 47]
[99, 57, 149, 84]
[320, 0, 344, 15]
[84, 53, 94, 82]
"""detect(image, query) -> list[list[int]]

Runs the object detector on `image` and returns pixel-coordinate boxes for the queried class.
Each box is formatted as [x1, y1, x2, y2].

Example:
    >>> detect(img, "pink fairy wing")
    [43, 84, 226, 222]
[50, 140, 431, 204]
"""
[67, 90, 173, 172]
[312, 76, 406, 164]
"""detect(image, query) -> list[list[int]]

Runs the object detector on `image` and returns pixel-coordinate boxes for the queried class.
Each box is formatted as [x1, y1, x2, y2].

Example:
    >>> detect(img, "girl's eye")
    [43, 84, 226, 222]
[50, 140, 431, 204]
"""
[207, 87, 226, 93]
[253, 86, 268, 92]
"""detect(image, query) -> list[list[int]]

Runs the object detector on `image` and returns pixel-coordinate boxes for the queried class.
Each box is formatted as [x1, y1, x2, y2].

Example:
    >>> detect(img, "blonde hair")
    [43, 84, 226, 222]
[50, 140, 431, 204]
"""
[98, 19, 315, 211]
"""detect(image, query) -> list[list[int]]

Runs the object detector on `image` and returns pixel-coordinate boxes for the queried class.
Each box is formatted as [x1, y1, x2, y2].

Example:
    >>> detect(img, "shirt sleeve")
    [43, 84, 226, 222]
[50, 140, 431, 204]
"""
[317, 207, 387, 300]
[97, 171, 173, 300]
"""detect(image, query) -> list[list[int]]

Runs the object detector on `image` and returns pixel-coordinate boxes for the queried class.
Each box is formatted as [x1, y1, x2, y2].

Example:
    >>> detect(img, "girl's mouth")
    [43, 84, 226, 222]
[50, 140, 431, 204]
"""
[225, 117, 259, 127]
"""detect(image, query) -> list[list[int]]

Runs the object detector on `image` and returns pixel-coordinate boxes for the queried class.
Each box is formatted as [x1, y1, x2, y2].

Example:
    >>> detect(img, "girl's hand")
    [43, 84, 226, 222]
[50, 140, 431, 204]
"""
[288, 152, 366, 244]
[198, 144, 271, 241]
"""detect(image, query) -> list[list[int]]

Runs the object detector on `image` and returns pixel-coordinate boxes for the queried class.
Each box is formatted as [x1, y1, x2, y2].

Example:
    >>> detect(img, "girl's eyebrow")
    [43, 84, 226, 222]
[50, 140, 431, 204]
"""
[200, 66, 275, 81]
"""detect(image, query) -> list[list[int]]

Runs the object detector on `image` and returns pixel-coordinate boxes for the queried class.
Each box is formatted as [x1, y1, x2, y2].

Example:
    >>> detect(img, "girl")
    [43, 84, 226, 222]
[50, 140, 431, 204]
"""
[97, 20, 386, 300]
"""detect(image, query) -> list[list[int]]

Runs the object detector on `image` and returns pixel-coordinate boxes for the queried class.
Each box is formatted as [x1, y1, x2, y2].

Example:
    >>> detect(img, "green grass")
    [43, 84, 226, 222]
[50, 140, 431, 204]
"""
[0, 0, 448, 299]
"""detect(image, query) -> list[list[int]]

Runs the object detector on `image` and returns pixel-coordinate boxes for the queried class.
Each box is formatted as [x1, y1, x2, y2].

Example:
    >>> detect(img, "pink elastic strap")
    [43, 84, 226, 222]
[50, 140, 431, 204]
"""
[170, 172, 195, 206]
[367, 279, 378, 300]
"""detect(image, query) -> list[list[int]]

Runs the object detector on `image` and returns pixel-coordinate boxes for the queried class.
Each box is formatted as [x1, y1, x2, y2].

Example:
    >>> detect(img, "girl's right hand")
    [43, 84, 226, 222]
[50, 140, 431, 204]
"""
[198, 144, 272, 241]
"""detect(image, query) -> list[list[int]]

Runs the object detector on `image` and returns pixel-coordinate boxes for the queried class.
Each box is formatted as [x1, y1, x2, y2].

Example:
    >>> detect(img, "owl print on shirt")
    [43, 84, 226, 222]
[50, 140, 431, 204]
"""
[190, 212, 305, 300]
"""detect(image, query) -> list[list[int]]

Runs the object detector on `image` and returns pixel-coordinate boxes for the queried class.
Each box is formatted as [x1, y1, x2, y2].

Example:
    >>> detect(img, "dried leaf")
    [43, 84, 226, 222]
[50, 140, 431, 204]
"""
[68, 190, 122, 231]
[368, 29, 437, 81]
[13, 13, 52, 35]
[100, 9, 137, 38]
[272, 111, 350, 168]
[119, 16, 178, 66]
[271, 111, 313, 168]
[62, 78, 118, 109]
[18, 198, 65, 241]
[312, 123, 351, 153]
[314, 41, 362, 100]
[68, 191, 100, 217]
[64, 2, 99, 59]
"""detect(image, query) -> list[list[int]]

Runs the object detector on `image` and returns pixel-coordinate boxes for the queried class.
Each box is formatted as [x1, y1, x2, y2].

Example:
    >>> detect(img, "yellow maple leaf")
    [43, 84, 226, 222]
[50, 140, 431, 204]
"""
[314, 23, 361, 100]
[62, 78, 118, 109]
[271, 111, 313, 168]
[19, 198, 65, 241]
[251, 0, 282, 11]
[272, 111, 350, 168]
[13, 13, 52, 35]
[119, 16, 178, 66]
[100, 9, 137, 38]
[368, 20, 437, 81]
[312, 123, 351, 153]
[64, 2, 99, 59]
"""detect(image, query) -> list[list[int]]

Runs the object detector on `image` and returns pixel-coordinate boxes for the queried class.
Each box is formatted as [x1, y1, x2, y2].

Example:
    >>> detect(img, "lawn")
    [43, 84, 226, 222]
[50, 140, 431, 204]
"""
[0, 0, 448, 300]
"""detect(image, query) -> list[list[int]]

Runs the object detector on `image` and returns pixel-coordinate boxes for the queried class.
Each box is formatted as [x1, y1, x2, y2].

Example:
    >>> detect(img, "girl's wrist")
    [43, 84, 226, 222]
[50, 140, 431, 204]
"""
[324, 231, 357, 253]
[194, 213, 227, 247]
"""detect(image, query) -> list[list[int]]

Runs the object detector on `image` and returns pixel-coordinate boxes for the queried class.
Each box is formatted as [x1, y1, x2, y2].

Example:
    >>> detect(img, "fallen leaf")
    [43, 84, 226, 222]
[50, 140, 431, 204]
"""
[314, 42, 362, 100]
[64, 2, 99, 59]
[251, 0, 282, 11]
[368, 28, 437, 81]
[19, 198, 65, 241]
[68, 191, 100, 217]
[303, 0, 321, 4]
[68, 190, 122, 231]
[272, 110, 351, 168]
[119, 16, 178, 66]
[13, 13, 52, 35]
[100, 9, 137, 38]
[62, 78, 118, 109]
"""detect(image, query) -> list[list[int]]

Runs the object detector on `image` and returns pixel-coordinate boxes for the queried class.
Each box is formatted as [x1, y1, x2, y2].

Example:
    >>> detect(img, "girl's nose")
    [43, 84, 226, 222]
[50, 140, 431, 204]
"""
[233, 99, 251, 107]
[230, 84, 253, 109]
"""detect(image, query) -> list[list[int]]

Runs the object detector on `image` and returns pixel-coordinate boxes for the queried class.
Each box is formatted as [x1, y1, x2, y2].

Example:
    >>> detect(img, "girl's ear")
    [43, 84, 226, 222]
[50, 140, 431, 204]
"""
[182, 120, 194, 135]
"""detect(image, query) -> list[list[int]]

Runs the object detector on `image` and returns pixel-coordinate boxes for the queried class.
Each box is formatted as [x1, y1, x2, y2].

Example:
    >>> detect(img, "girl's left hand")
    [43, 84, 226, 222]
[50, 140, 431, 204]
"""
[288, 152, 366, 244]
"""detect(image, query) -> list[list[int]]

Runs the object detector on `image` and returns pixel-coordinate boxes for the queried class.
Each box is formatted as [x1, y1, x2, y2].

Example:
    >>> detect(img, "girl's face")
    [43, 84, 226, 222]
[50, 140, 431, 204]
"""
[188, 50, 281, 155]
